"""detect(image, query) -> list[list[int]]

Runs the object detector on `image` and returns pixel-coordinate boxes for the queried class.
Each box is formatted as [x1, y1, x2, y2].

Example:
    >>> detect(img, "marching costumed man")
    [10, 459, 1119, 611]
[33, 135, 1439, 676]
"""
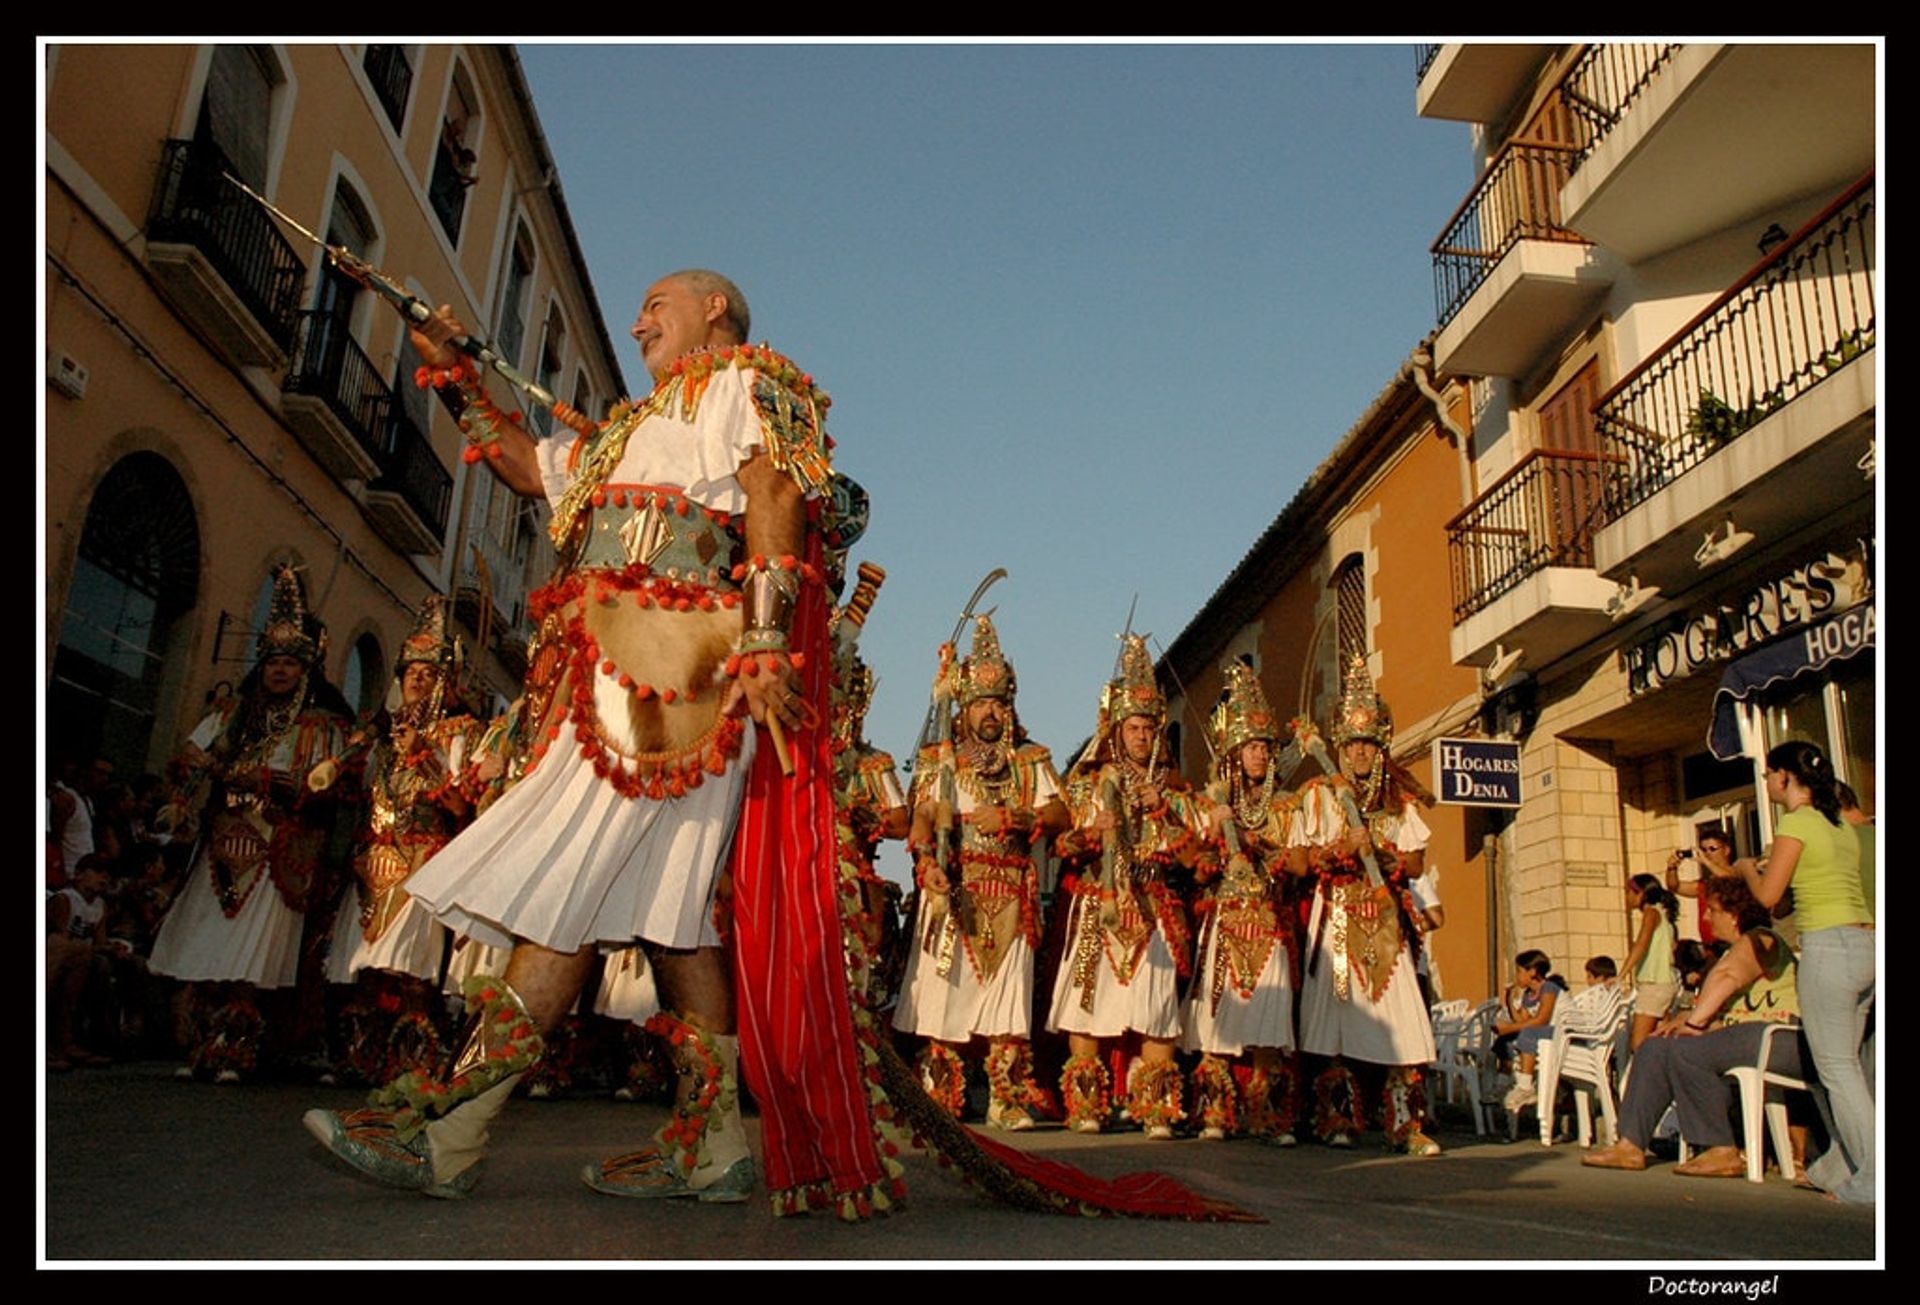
[319, 597, 481, 1082]
[308, 269, 897, 1212]
[1046, 635, 1208, 1138]
[894, 614, 1068, 1130]
[1289, 656, 1441, 1156]
[1181, 660, 1305, 1143]
[827, 566, 910, 1009]
[150, 565, 351, 1082]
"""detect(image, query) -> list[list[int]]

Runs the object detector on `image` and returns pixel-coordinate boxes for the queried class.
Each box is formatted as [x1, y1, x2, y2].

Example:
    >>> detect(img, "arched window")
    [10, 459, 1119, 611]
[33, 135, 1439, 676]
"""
[341, 632, 385, 717]
[51, 453, 201, 771]
[1331, 553, 1368, 672]
[494, 223, 536, 368]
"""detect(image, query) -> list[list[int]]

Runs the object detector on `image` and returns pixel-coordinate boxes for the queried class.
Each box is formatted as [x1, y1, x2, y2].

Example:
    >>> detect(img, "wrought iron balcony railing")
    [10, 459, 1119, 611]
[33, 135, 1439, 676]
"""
[284, 309, 391, 464]
[363, 45, 414, 133]
[1447, 449, 1614, 624]
[1415, 44, 1441, 81]
[1561, 43, 1680, 171]
[1594, 174, 1875, 521]
[370, 405, 453, 538]
[147, 138, 304, 352]
[1431, 139, 1586, 327]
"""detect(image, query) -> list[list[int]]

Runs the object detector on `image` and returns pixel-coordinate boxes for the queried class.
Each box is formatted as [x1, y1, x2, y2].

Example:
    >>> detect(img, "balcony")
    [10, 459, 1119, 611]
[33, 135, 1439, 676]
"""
[1593, 176, 1875, 588]
[1416, 43, 1556, 123]
[281, 310, 389, 481]
[145, 139, 304, 370]
[1447, 449, 1618, 669]
[1430, 139, 1611, 377]
[364, 406, 452, 555]
[1562, 43, 1875, 264]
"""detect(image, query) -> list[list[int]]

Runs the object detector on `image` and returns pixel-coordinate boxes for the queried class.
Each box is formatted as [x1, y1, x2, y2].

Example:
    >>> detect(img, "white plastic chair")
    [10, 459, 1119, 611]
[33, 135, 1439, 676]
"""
[1678, 1020, 1810, 1183]
[1518, 984, 1631, 1146]
[1432, 997, 1501, 1135]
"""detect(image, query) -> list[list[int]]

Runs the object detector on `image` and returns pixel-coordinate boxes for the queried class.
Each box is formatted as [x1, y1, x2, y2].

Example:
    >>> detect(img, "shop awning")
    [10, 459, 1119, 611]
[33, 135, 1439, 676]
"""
[1707, 603, 1876, 759]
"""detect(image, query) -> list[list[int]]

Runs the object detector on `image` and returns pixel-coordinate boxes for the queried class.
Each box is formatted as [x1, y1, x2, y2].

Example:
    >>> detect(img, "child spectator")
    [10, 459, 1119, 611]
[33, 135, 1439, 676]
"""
[47, 854, 123, 1069]
[1493, 949, 1563, 1113]
[1584, 955, 1618, 987]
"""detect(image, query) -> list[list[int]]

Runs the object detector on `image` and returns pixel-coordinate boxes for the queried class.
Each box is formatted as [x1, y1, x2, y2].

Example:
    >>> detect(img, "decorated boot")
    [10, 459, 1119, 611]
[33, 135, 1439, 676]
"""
[984, 1039, 1045, 1131]
[1126, 1058, 1185, 1140]
[1190, 1055, 1238, 1140]
[1060, 1052, 1111, 1134]
[194, 991, 264, 1085]
[916, 1040, 968, 1120]
[582, 1012, 754, 1203]
[1387, 1065, 1441, 1156]
[1245, 1057, 1301, 1147]
[303, 975, 542, 1198]
[1314, 1058, 1364, 1147]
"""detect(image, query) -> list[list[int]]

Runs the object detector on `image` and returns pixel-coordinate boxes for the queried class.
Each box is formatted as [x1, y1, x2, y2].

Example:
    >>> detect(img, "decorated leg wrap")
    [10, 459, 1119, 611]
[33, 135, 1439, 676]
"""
[583, 1012, 754, 1203]
[337, 998, 390, 1085]
[1126, 1059, 1185, 1135]
[1314, 1060, 1365, 1144]
[303, 975, 541, 1198]
[1190, 1056, 1239, 1137]
[385, 1010, 444, 1082]
[1060, 1053, 1110, 1133]
[917, 1041, 968, 1120]
[1385, 1066, 1440, 1155]
[193, 991, 263, 1081]
[524, 1012, 585, 1098]
[984, 1039, 1045, 1131]
[1245, 1056, 1302, 1142]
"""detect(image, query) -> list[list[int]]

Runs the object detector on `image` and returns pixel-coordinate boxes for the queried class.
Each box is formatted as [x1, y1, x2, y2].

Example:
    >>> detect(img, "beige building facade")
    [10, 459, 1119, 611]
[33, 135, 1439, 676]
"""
[46, 43, 626, 774]
[1416, 42, 1876, 971]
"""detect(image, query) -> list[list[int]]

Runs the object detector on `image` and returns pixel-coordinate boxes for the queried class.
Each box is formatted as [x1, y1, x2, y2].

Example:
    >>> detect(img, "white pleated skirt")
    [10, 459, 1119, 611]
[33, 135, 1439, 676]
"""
[324, 884, 446, 984]
[1297, 888, 1435, 1064]
[592, 945, 662, 1024]
[892, 899, 1034, 1042]
[148, 849, 304, 988]
[406, 720, 753, 953]
[1180, 926, 1296, 1056]
[1045, 896, 1182, 1040]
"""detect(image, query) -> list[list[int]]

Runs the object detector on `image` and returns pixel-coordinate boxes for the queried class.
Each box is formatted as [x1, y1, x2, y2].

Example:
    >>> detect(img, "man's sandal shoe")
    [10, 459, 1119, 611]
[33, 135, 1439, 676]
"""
[582, 1148, 754, 1203]
[1674, 1146, 1746, 1178]
[303, 1108, 483, 1199]
[1580, 1141, 1648, 1171]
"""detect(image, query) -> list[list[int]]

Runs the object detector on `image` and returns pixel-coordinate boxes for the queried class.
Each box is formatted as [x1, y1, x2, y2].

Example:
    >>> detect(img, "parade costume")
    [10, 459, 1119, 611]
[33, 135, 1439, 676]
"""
[150, 566, 348, 1079]
[306, 322, 1254, 1223]
[894, 615, 1063, 1129]
[1180, 662, 1303, 1142]
[1290, 658, 1439, 1154]
[1046, 636, 1206, 1134]
[322, 600, 480, 1080]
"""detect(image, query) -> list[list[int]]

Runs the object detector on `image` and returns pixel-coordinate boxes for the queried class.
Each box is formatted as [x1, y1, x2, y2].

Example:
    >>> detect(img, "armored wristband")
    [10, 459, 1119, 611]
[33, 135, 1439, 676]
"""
[737, 561, 800, 653]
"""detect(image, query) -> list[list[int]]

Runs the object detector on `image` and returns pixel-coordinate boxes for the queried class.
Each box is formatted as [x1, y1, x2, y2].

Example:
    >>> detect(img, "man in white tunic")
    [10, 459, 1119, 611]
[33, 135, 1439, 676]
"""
[1289, 657, 1441, 1156]
[307, 270, 821, 1201]
[1183, 660, 1304, 1143]
[150, 566, 349, 1081]
[894, 615, 1067, 1130]
[1046, 635, 1207, 1137]
[320, 597, 479, 1083]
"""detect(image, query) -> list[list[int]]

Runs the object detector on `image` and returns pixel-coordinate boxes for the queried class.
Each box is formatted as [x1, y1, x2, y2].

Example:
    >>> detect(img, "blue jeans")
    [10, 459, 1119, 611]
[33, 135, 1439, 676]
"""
[1798, 925, 1876, 1203]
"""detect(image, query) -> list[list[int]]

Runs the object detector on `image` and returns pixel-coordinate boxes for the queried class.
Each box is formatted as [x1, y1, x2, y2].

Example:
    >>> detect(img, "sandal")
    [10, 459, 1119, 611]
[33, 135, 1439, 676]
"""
[1580, 1140, 1648, 1171]
[1674, 1145, 1746, 1178]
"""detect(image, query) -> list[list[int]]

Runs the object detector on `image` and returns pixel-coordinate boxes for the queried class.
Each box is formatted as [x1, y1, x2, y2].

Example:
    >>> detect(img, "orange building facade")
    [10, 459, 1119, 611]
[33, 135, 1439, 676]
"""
[46, 43, 625, 774]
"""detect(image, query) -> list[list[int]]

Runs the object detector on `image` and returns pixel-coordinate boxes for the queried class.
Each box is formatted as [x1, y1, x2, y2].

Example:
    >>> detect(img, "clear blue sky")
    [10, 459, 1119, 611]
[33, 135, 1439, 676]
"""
[517, 40, 1472, 883]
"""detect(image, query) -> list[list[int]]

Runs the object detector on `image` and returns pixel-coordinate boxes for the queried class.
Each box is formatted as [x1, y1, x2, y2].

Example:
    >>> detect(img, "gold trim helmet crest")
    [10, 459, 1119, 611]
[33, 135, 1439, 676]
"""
[388, 595, 463, 719]
[1331, 652, 1392, 749]
[1210, 660, 1278, 758]
[953, 613, 1016, 710]
[256, 564, 320, 665]
[1104, 633, 1166, 726]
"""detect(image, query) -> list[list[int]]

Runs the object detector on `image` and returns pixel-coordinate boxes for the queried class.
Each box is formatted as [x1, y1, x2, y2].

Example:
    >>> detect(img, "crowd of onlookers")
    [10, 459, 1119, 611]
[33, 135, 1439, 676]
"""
[1489, 741, 1874, 1204]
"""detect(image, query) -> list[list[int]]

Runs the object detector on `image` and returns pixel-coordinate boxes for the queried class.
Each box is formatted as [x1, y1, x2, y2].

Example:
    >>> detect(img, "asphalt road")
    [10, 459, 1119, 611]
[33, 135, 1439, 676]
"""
[42, 1063, 1877, 1265]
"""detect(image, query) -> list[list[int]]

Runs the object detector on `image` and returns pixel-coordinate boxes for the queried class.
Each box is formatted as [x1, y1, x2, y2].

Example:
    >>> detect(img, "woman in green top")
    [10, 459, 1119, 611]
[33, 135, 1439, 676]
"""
[1737, 741, 1873, 1204]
